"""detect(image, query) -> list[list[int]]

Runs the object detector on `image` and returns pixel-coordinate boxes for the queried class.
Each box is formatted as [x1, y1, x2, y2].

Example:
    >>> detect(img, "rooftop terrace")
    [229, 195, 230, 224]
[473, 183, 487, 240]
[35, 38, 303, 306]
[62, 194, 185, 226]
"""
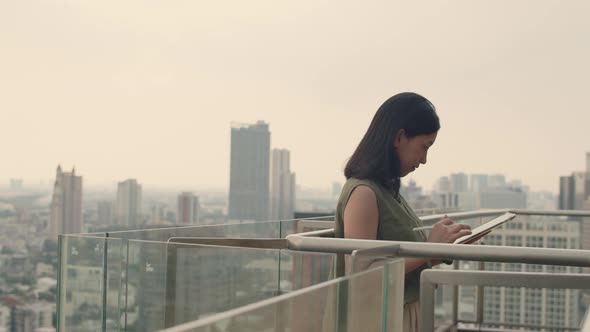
[57, 209, 590, 331]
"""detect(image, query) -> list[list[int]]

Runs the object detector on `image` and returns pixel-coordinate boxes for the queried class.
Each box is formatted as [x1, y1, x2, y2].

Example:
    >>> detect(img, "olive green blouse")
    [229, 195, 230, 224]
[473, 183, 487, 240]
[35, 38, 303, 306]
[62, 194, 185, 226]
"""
[335, 178, 430, 304]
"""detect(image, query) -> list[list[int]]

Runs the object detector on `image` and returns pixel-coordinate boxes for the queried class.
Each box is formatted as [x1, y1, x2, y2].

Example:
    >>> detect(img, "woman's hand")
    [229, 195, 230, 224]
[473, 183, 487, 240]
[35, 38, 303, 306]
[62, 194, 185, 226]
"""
[427, 215, 472, 244]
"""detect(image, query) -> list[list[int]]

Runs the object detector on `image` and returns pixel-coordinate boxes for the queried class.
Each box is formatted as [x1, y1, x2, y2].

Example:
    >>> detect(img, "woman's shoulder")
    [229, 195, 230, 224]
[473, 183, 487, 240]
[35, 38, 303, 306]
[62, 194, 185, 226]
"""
[343, 177, 380, 189]
[342, 178, 391, 197]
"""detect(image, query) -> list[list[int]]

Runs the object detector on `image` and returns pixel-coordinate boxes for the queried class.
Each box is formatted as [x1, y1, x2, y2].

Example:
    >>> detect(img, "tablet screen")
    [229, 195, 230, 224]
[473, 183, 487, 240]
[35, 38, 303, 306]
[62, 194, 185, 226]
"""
[454, 212, 517, 244]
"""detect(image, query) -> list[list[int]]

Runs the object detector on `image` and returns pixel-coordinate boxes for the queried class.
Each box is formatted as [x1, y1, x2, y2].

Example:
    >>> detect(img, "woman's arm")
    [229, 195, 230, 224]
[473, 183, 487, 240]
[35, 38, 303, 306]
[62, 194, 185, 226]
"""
[343, 185, 431, 274]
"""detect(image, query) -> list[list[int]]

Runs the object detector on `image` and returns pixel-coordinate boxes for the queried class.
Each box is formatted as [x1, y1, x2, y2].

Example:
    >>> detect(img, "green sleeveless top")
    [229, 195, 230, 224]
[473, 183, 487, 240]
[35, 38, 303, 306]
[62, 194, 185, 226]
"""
[335, 178, 430, 304]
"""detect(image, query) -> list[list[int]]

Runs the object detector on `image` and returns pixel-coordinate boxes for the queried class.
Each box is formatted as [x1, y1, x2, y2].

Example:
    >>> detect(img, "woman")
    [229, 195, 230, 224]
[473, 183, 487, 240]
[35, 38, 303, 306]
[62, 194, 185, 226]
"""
[335, 92, 472, 331]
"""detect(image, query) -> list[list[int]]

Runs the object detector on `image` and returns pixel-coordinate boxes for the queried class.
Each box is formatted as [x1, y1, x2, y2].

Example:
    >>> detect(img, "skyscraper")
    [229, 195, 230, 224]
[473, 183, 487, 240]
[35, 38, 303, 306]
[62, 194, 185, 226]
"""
[177, 192, 200, 224]
[559, 175, 575, 210]
[96, 201, 113, 225]
[489, 174, 507, 189]
[270, 149, 296, 220]
[49, 165, 83, 238]
[228, 121, 270, 221]
[470, 174, 489, 192]
[558, 152, 590, 252]
[481, 216, 581, 327]
[449, 173, 468, 192]
[573, 172, 587, 210]
[116, 179, 142, 227]
[435, 176, 451, 193]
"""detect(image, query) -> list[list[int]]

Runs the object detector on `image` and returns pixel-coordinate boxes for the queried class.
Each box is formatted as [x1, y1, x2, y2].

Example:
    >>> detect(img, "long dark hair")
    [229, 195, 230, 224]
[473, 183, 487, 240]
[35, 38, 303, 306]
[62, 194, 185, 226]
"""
[344, 92, 440, 194]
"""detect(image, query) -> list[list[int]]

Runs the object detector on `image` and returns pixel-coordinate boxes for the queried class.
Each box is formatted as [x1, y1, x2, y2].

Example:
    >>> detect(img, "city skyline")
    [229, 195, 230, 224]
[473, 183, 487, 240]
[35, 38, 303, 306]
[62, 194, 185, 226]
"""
[3, 160, 581, 195]
[3, 2, 590, 331]
[2, 1, 590, 193]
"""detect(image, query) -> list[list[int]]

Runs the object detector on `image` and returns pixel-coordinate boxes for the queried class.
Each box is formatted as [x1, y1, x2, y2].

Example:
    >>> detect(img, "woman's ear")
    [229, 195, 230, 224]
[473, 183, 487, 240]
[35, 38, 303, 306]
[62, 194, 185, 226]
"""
[393, 128, 406, 149]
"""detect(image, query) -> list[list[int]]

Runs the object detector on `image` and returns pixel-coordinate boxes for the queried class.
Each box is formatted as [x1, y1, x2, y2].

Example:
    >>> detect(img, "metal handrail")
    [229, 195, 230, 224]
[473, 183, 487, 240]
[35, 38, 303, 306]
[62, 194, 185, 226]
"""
[285, 235, 590, 267]
[286, 209, 590, 267]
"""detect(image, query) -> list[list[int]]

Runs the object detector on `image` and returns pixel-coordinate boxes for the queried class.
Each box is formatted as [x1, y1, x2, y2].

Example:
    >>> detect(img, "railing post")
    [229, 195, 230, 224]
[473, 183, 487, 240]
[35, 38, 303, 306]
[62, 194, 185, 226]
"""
[476, 260, 485, 325]
[420, 273, 437, 332]
[452, 260, 459, 325]
[164, 244, 178, 328]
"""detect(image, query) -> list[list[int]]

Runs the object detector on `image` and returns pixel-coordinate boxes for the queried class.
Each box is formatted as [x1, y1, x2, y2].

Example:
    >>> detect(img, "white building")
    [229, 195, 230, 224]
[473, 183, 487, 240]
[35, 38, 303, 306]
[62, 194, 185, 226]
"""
[450, 173, 468, 193]
[470, 174, 489, 193]
[49, 165, 82, 239]
[270, 149, 296, 220]
[177, 192, 200, 224]
[457, 191, 527, 211]
[489, 174, 507, 189]
[96, 201, 113, 226]
[480, 216, 581, 327]
[116, 179, 142, 227]
[9, 302, 55, 332]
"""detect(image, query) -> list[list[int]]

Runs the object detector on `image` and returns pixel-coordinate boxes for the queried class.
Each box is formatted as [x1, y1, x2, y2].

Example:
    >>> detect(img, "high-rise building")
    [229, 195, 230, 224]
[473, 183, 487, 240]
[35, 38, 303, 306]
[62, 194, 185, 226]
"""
[559, 175, 575, 210]
[10, 302, 55, 332]
[449, 173, 468, 192]
[489, 174, 507, 189]
[270, 149, 296, 220]
[150, 203, 170, 225]
[437, 192, 459, 209]
[573, 172, 587, 210]
[116, 179, 142, 227]
[457, 191, 527, 210]
[97, 201, 113, 225]
[558, 152, 590, 255]
[49, 165, 83, 238]
[470, 174, 489, 192]
[228, 121, 270, 221]
[177, 192, 200, 224]
[435, 176, 451, 193]
[480, 216, 581, 327]
[401, 179, 422, 203]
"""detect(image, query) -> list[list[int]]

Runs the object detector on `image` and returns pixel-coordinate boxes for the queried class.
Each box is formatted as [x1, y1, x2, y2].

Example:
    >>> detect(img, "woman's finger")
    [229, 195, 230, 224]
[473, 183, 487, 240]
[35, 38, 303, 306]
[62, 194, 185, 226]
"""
[438, 218, 453, 225]
[448, 223, 470, 233]
[450, 229, 472, 242]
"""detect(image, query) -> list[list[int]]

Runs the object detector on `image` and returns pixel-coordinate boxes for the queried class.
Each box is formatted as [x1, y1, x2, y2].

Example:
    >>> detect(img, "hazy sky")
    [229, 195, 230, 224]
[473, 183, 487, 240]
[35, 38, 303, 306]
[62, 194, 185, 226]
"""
[2, 0, 589, 193]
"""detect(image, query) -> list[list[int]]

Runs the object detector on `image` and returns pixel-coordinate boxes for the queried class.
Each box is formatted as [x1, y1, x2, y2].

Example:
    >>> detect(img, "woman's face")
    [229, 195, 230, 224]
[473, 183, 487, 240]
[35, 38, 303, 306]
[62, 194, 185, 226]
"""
[394, 130, 438, 177]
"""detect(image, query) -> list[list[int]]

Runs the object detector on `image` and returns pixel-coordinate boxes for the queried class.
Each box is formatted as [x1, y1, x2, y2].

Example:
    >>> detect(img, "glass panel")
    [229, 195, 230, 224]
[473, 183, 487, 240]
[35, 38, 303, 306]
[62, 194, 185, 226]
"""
[122, 240, 337, 331]
[348, 255, 406, 331]
[107, 220, 282, 242]
[279, 250, 335, 293]
[177, 259, 404, 332]
[104, 217, 335, 242]
[384, 259, 405, 332]
[57, 235, 106, 332]
[280, 217, 335, 238]
[105, 237, 125, 331]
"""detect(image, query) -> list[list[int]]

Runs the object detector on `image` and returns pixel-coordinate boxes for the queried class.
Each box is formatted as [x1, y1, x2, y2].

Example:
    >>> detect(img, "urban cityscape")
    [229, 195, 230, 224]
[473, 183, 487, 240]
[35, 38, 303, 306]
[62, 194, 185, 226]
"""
[3, 1, 590, 330]
[0, 119, 589, 330]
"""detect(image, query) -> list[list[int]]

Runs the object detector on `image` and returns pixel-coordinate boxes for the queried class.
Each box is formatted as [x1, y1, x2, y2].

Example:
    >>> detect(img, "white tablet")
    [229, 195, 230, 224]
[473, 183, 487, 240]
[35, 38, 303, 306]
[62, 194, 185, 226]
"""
[454, 212, 517, 244]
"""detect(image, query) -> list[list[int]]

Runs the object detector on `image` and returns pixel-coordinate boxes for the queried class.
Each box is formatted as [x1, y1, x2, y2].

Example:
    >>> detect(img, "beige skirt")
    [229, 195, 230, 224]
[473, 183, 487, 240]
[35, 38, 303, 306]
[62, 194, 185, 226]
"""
[403, 301, 421, 332]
